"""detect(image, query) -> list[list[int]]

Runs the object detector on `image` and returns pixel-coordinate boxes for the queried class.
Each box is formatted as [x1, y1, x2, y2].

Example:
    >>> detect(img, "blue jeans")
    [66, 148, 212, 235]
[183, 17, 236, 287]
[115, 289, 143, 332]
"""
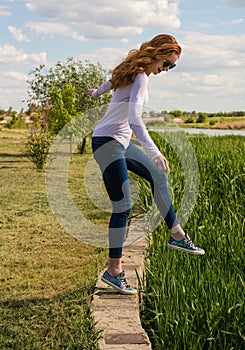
[92, 136, 178, 258]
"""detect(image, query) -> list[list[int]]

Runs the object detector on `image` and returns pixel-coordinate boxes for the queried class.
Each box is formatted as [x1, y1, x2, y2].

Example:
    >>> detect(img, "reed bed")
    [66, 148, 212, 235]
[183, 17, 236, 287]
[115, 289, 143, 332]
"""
[139, 132, 244, 350]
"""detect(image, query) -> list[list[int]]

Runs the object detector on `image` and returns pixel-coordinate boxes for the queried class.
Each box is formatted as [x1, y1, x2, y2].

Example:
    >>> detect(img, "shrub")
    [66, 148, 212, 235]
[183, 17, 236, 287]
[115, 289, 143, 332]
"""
[185, 117, 195, 123]
[209, 119, 217, 126]
[196, 113, 208, 123]
[6, 114, 27, 129]
[26, 131, 52, 170]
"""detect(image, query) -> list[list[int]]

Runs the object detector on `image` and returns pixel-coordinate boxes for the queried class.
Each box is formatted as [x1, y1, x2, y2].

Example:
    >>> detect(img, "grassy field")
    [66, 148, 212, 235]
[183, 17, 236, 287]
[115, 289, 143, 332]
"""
[0, 129, 108, 349]
[139, 132, 244, 349]
[1, 128, 244, 349]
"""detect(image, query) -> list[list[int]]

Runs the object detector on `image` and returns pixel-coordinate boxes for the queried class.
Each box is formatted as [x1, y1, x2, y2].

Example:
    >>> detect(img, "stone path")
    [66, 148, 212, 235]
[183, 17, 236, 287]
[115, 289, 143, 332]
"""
[91, 220, 152, 350]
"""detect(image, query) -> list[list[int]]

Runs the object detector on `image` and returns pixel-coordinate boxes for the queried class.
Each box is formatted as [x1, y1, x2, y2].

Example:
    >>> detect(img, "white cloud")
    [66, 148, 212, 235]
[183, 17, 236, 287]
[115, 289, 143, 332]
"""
[199, 23, 213, 29]
[0, 72, 27, 94]
[79, 47, 132, 72]
[76, 30, 245, 112]
[3, 71, 27, 82]
[175, 73, 223, 89]
[219, 0, 245, 6]
[26, 21, 87, 41]
[1, 1, 244, 112]
[85, 24, 143, 39]
[148, 67, 244, 112]
[230, 18, 244, 24]
[71, 32, 87, 42]
[0, 45, 47, 64]
[26, 21, 70, 36]
[221, 18, 244, 25]
[179, 31, 245, 72]
[79, 31, 245, 74]
[0, 5, 11, 16]
[8, 26, 30, 42]
[140, 31, 245, 111]
[202, 74, 223, 86]
[0, 71, 28, 111]
[25, 0, 181, 40]
[0, 88, 28, 111]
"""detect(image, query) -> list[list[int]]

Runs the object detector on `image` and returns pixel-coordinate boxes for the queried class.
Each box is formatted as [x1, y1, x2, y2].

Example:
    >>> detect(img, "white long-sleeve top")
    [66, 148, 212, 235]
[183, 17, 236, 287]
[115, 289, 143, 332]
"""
[92, 72, 161, 159]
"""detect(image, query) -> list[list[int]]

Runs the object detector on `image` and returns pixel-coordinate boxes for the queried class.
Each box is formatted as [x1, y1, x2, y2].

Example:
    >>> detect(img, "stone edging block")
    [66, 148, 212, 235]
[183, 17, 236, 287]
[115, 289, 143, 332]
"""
[91, 219, 152, 350]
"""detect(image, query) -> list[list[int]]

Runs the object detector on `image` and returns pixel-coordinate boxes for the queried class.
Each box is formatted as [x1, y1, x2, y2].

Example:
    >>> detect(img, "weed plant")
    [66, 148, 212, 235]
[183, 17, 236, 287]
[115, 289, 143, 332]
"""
[140, 132, 244, 350]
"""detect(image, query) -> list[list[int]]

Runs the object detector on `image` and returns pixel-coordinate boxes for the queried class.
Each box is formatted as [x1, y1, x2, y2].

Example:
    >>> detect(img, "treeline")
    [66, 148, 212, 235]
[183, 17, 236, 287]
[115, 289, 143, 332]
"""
[143, 110, 245, 125]
[146, 110, 245, 119]
[1, 107, 244, 125]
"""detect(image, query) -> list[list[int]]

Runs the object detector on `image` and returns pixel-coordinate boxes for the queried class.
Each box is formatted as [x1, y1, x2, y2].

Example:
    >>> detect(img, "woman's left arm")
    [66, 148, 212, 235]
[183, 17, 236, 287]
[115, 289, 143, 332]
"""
[128, 74, 169, 172]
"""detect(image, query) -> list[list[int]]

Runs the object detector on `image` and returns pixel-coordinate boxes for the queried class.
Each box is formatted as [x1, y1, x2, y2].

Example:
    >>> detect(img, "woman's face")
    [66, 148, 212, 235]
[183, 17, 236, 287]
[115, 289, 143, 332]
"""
[146, 52, 179, 76]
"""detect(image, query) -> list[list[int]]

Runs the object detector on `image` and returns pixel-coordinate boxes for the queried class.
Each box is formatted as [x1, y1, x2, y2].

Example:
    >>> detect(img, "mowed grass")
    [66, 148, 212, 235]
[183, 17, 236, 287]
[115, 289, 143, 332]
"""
[0, 129, 109, 349]
[140, 132, 245, 350]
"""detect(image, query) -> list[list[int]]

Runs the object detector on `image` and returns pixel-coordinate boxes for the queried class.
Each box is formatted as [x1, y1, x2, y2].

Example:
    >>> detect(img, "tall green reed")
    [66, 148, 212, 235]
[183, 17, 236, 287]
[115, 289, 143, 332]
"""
[139, 133, 244, 350]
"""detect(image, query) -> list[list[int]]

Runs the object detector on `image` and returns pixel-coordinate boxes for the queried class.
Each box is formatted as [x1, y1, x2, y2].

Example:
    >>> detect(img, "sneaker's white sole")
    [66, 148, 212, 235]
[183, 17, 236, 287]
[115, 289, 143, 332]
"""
[167, 243, 205, 255]
[101, 276, 137, 295]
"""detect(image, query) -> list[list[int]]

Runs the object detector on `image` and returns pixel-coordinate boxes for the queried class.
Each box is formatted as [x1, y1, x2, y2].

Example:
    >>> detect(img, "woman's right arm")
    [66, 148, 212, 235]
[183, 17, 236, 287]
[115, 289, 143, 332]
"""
[85, 80, 112, 98]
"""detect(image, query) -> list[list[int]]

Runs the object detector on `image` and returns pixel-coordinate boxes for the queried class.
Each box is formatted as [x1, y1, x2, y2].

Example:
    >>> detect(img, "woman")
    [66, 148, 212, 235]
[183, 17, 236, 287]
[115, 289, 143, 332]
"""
[86, 34, 205, 295]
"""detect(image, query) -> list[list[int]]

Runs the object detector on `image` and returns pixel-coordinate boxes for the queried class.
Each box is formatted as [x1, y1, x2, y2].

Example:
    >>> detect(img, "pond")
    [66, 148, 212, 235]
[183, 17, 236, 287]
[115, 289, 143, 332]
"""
[152, 127, 245, 137]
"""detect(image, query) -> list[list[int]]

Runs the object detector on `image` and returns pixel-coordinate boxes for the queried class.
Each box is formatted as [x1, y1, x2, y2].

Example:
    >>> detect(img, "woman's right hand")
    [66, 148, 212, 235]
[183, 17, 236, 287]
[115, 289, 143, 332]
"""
[85, 88, 96, 96]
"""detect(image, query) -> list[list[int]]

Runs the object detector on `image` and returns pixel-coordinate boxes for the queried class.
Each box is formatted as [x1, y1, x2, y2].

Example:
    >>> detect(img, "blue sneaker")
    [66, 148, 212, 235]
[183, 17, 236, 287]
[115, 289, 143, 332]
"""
[167, 234, 205, 255]
[101, 270, 137, 295]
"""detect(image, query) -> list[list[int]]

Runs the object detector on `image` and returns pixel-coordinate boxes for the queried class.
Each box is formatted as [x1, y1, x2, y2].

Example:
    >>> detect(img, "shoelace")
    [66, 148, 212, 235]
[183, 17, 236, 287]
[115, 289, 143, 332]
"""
[117, 272, 130, 288]
[184, 237, 198, 248]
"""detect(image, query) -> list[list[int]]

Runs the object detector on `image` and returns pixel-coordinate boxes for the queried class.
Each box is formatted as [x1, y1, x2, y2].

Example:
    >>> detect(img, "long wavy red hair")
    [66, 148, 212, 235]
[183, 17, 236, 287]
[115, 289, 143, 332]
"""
[110, 34, 182, 89]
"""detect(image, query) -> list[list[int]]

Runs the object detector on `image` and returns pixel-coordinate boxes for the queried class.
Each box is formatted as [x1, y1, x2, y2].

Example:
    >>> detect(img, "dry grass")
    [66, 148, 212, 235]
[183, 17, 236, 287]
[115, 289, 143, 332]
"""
[214, 121, 245, 129]
[0, 128, 108, 349]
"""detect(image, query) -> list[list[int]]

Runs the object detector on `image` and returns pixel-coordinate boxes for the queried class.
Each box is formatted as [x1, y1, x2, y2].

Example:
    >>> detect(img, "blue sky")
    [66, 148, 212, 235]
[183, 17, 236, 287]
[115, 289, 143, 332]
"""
[0, 0, 245, 112]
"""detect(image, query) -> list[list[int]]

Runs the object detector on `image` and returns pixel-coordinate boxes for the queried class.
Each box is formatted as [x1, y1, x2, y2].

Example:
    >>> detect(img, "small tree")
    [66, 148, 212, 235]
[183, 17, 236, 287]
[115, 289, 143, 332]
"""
[27, 58, 111, 130]
[26, 58, 112, 162]
[0, 108, 5, 122]
[49, 82, 77, 135]
[170, 110, 183, 118]
[196, 112, 208, 123]
[6, 113, 27, 129]
[26, 131, 53, 170]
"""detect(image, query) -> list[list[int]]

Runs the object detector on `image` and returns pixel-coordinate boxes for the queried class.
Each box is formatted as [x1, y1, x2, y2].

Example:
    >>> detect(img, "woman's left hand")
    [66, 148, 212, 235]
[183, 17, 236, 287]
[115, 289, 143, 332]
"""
[153, 155, 169, 173]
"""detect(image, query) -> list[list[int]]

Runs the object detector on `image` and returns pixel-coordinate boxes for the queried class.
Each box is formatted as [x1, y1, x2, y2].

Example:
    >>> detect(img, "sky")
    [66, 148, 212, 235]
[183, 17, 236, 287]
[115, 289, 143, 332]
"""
[0, 0, 245, 113]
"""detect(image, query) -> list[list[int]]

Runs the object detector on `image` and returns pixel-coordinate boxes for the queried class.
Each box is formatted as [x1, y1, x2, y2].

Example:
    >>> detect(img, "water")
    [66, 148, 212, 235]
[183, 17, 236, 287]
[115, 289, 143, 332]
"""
[152, 127, 245, 137]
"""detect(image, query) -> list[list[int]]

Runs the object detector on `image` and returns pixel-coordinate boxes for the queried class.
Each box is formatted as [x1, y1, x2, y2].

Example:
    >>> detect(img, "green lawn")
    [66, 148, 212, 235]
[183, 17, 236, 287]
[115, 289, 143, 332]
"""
[0, 129, 108, 349]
